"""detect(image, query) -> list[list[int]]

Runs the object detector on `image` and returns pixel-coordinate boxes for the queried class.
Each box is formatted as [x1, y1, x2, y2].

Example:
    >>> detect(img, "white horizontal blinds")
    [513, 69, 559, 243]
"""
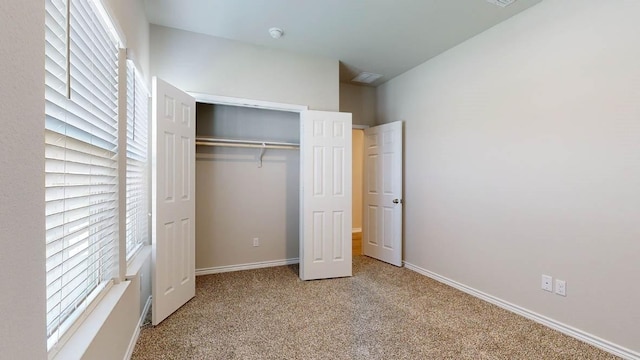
[45, 0, 120, 349]
[125, 61, 149, 260]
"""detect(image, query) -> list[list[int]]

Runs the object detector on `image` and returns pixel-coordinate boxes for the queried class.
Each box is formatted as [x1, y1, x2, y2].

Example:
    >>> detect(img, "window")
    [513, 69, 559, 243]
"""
[125, 61, 149, 260]
[45, 0, 123, 350]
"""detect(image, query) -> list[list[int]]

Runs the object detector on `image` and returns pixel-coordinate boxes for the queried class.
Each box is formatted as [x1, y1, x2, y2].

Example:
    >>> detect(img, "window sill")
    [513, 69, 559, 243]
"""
[126, 244, 151, 279]
[50, 281, 130, 360]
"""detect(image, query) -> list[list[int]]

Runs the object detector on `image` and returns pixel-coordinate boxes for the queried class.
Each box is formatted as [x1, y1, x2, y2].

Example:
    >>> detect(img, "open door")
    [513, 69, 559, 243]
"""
[151, 77, 196, 325]
[300, 110, 352, 280]
[363, 121, 403, 266]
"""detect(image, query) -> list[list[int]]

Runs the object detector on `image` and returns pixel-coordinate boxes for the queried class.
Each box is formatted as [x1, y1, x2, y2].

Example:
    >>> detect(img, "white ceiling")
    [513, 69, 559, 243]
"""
[144, 0, 542, 86]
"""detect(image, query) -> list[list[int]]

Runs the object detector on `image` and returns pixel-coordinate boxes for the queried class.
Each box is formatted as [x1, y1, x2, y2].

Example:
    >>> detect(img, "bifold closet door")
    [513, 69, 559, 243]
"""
[151, 77, 196, 325]
[300, 110, 352, 280]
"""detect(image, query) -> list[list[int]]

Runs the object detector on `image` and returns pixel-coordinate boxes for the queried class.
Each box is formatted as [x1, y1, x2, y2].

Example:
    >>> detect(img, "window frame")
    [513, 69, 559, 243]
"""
[44, 0, 149, 355]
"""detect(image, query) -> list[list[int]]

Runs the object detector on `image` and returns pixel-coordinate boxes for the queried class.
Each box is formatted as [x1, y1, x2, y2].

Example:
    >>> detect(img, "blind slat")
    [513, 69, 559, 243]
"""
[45, 0, 121, 349]
[125, 60, 149, 260]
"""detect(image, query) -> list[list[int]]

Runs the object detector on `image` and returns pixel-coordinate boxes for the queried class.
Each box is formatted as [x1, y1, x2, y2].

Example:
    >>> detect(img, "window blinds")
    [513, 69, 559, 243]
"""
[45, 0, 120, 349]
[125, 61, 149, 260]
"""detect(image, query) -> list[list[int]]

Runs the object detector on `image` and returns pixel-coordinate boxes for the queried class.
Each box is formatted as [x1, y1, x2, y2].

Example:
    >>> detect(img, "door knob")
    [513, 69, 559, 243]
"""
[392, 199, 402, 204]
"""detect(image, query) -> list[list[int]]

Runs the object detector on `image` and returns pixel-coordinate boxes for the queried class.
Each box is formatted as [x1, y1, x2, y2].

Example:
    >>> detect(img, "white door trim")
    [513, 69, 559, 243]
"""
[188, 92, 308, 113]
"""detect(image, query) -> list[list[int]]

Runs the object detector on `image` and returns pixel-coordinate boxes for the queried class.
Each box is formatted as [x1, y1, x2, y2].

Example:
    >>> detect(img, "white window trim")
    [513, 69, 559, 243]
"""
[44, 0, 152, 356]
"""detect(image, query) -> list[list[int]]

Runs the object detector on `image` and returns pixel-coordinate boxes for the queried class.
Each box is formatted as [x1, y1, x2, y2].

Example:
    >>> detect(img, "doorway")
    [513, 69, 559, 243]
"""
[352, 128, 364, 255]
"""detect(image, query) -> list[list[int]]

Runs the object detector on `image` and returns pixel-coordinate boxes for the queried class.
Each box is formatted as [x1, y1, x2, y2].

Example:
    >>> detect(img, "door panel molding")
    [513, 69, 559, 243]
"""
[363, 121, 403, 266]
[300, 110, 353, 280]
[152, 77, 196, 325]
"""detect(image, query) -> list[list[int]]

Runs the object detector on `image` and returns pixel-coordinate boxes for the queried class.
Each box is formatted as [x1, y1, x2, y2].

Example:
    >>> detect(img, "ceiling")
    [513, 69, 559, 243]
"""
[144, 0, 542, 86]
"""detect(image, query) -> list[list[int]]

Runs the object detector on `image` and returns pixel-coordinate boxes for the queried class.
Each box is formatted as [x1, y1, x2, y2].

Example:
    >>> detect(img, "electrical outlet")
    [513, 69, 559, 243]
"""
[253, 237, 259, 247]
[555, 279, 566, 296]
[541, 274, 553, 292]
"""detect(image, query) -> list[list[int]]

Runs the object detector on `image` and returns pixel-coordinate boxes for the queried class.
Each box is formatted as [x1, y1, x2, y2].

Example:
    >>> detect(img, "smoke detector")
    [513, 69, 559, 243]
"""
[352, 72, 383, 84]
[269, 27, 284, 39]
[486, 0, 516, 7]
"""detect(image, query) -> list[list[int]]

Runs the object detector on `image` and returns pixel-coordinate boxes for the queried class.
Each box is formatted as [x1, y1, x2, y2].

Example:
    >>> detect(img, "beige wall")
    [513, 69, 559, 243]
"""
[195, 105, 300, 269]
[340, 83, 377, 126]
[107, 0, 150, 81]
[150, 25, 339, 111]
[352, 130, 364, 231]
[377, 0, 640, 354]
[150, 25, 342, 269]
[0, 0, 46, 357]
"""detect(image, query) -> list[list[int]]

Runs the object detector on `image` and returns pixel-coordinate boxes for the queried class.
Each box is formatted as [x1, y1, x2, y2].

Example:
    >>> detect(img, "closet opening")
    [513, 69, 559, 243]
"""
[194, 101, 302, 275]
[351, 128, 365, 256]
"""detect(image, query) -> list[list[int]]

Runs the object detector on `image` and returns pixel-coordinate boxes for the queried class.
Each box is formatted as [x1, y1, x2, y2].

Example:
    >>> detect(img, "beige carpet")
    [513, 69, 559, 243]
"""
[132, 256, 617, 359]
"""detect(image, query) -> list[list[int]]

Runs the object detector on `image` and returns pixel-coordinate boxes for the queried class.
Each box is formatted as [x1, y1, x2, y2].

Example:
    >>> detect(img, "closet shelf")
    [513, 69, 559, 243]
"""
[195, 136, 299, 168]
[195, 136, 299, 149]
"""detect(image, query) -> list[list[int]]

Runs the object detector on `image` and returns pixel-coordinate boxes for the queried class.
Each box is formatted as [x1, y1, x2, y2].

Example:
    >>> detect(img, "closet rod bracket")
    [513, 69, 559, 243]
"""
[257, 143, 267, 168]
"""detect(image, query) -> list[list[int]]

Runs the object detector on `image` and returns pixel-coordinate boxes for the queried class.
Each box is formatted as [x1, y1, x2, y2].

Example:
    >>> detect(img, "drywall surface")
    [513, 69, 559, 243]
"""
[195, 104, 300, 269]
[106, 0, 150, 81]
[151, 25, 339, 111]
[80, 281, 138, 360]
[377, 0, 640, 354]
[0, 0, 46, 358]
[340, 83, 377, 126]
[352, 130, 364, 231]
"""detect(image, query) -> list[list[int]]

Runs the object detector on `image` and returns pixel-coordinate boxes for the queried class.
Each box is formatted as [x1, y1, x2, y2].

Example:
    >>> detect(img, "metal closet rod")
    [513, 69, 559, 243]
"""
[195, 136, 299, 149]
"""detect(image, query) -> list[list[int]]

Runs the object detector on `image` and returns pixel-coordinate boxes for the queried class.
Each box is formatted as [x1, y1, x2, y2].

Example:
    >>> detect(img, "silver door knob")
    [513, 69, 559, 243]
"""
[393, 199, 402, 204]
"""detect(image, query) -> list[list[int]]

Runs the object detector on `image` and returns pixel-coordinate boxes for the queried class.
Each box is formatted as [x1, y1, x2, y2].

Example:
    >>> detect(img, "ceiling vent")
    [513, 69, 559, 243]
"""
[352, 72, 383, 84]
[486, 0, 516, 7]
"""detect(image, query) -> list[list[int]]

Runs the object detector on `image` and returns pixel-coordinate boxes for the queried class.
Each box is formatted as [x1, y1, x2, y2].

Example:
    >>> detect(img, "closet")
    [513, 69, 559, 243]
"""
[194, 102, 301, 273]
[151, 78, 352, 324]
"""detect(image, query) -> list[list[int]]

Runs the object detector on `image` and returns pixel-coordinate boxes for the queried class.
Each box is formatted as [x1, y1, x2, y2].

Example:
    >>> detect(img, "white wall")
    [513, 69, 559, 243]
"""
[0, 0, 46, 358]
[151, 25, 339, 111]
[339, 83, 376, 126]
[377, 0, 640, 354]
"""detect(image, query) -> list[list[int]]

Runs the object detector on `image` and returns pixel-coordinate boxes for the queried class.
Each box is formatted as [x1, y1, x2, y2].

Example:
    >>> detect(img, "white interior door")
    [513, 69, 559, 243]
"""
[300, 110, 352, 280]
[151, 77, 196, 325]
[363, 121, 403, 266]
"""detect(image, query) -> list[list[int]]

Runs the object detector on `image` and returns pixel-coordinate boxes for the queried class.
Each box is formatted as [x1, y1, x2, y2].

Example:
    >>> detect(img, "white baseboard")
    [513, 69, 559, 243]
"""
[124, 296, 152, 360]
[196, 258, 300, 276]
[403, 262, 639, 360]
[352, 228, 362, 233]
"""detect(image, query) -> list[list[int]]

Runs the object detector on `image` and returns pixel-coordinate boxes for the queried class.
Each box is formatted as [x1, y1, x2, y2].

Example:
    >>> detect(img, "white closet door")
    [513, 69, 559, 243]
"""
[300, 110, 352, 280]
[363, 121, 403, 267]
[151, 77, 196, 325]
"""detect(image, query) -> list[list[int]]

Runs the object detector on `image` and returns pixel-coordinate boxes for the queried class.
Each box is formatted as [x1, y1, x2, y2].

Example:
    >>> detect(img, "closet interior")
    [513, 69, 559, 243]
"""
[194, 102, 301, 272]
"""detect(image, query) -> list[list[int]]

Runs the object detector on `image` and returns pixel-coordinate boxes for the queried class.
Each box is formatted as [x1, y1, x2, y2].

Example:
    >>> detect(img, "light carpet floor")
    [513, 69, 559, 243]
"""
[132, 256, 617, 359]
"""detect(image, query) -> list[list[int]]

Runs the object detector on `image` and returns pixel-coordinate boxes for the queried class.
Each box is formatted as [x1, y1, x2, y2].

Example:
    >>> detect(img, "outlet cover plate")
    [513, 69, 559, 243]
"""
[541, 274, 553, 292]
[555, 279, 566, 296]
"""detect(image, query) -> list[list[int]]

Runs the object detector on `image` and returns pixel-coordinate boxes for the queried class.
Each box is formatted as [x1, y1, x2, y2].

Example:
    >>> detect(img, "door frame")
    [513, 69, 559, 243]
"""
[188, 92, 313, 276]
[189, 92, 308, 113]
[351, 125, 369, 235]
